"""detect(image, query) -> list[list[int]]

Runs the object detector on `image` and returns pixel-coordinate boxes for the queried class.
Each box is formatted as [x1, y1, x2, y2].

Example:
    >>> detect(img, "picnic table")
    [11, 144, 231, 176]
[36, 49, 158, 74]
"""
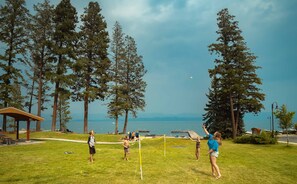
[0, 134, 13, 145]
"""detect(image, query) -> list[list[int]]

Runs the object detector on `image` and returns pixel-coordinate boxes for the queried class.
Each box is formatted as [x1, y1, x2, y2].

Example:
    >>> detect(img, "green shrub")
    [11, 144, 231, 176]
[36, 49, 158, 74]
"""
[234, 131, 277, 144]
[252, 131, 270, 144]
[234, 134, 252, 144]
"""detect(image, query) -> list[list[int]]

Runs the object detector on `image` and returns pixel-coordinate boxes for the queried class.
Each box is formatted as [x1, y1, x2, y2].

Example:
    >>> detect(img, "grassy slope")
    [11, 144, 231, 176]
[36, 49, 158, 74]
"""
[0, 132, 296, 184]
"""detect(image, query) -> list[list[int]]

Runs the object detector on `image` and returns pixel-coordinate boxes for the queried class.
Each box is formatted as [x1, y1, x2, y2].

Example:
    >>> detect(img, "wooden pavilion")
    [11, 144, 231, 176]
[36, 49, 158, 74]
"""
[0, 107, 44, 141]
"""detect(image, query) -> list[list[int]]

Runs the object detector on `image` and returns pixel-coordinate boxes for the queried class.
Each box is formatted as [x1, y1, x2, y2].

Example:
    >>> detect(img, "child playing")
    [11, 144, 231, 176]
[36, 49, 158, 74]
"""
[195, 136, 201, 160]
[202, 124, 222, 179]
[123, 136, 130, 161]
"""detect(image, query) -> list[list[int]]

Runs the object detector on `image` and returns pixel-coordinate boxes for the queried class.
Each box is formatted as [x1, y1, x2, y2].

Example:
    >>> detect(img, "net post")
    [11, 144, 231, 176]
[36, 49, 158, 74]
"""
[139, 136, 143, 180]
[164, 134, 166, 157]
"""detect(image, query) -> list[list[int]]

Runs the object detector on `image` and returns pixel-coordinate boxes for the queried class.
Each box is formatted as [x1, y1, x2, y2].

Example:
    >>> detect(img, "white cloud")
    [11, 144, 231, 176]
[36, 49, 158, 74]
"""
[108, 0, 151, 20]
[229, 0, 288, 26]
[105, 0, 174, 23]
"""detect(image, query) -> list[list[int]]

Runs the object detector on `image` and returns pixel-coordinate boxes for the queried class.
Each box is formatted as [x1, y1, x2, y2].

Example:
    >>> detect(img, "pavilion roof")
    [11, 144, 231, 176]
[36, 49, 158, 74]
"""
[0, 107, 44, 122]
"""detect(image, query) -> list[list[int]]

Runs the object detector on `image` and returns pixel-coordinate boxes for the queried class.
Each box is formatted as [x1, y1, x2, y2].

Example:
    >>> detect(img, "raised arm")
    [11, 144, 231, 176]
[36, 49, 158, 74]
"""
[202, 124, 209, 136]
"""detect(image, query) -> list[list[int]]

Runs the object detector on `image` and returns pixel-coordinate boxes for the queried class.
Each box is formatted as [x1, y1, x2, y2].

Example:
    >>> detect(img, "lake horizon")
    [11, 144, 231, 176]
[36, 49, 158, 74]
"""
[9, 111, 282, 137]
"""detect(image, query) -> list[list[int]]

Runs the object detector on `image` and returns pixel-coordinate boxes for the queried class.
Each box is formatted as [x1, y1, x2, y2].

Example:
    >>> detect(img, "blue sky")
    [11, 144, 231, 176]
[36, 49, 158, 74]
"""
[4, 0, 297, 122]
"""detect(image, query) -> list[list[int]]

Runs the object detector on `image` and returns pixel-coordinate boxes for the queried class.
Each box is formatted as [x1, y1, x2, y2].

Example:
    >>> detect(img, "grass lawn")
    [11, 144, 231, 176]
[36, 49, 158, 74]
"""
[0, 132, 296, 184]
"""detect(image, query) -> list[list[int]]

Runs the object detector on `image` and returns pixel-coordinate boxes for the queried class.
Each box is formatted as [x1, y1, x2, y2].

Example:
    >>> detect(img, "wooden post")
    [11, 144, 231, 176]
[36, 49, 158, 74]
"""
[16, 120, 19, 140]
[26, 120, 30, 142]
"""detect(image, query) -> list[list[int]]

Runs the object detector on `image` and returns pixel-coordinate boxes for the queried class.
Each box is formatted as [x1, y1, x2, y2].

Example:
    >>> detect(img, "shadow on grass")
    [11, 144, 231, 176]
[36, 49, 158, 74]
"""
[191, 168, 211, 177]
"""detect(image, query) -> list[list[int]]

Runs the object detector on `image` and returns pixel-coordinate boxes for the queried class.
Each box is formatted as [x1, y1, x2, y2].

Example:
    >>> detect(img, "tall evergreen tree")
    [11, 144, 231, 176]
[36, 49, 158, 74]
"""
[28, 0, 54, 131]
[120, 35, 147, 134]
[203, 76, 236, 137]
[108, 21, 125, 134]
[73, 1, 110, 134]
[50, 0, 77, 131]
[206, 8, 265, 138]
[0, 0, 30, 131]
[58, 87, 72, 132]
[23, 66, 37, 113]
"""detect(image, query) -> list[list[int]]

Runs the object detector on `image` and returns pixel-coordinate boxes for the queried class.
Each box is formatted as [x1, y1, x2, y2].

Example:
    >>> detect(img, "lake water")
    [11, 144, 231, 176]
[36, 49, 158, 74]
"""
[18, 119, 205, 136]
[14, 113, 280, 136]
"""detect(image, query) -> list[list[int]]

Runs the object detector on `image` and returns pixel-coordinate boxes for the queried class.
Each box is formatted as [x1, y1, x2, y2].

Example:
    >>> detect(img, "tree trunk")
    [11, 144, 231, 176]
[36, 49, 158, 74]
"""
[235, 103, 240, 134]
[36, 75, 42, 131]
[286, 129, 289, 147]
[123, 110, 129, 134]
[36, 49, 44, 131]
[3, 26, 17, 131]
[59, 98, 64, 132]
[3, 42, 13, 132]
[59, 103, 62, 132]
[230, 93, 237, 139]
[2, 99, 7, 131]
[51, 82, 59, 131]
[84, 94, 89, 134]
[114, 81, 119, 135]
[114, 116, 119, 134]
[28, 73, 35, 113]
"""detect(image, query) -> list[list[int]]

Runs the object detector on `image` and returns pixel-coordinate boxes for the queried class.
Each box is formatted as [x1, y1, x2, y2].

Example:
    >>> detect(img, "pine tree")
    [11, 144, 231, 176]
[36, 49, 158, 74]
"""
[27, 0, 54, 131]
[73, 2, 110, 134]
[108, 21, 125, 134]
[120, 35, 147, 134]
[206, 8, 265, 138]
[57, 88, 72, 132]
[0, 0, 30, 131]
[23, 64, 38, 113]
[50, 0, 77, 132]
[203, 77, 234, 137]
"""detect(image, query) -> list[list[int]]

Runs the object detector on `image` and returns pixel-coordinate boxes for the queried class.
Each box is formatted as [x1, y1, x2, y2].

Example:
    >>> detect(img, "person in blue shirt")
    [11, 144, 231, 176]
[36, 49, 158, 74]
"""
[202, 124, 222, 179]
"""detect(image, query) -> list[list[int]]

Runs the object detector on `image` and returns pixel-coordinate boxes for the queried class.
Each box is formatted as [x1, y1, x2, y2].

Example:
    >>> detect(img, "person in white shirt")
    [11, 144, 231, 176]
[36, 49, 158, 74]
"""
[88, 130, 96, 163]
